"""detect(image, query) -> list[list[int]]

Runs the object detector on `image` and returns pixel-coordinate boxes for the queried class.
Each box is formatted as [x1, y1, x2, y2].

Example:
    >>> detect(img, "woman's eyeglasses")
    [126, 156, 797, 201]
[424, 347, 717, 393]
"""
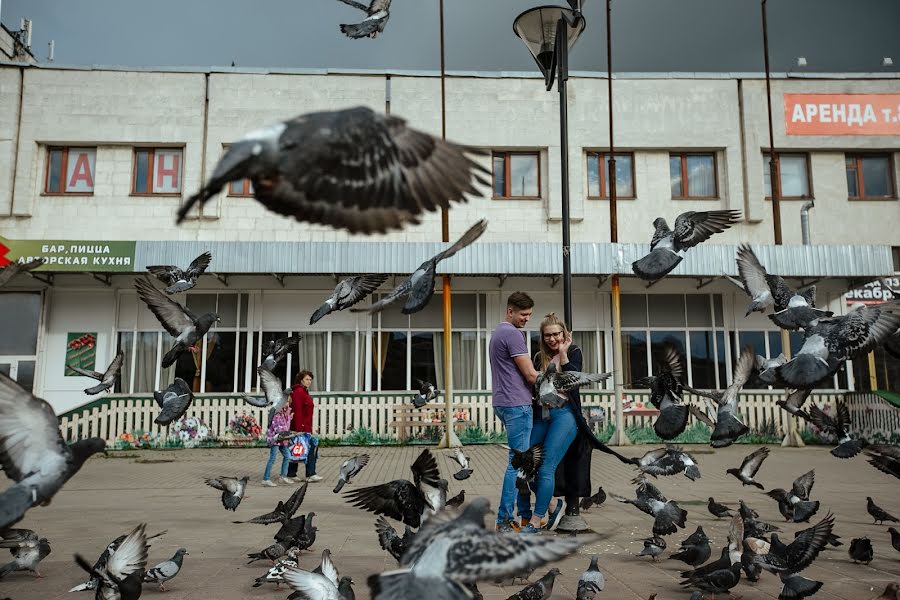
[542, 331, 564, 340]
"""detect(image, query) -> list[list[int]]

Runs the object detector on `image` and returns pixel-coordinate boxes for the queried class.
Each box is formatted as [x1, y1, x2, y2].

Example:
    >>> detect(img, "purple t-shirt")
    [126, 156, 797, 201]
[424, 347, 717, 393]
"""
[490, 322, 532, 407]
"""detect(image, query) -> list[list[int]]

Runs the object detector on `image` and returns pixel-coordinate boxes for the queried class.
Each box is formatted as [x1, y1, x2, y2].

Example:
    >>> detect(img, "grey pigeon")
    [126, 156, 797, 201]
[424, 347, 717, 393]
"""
[632, 210, 741, 281]
[685, 346, 755, 448]
[610, 480, 688, 536]
[806, 401, 867, 459]
[636, 536, 666, 561]
[247, 540, 289, 565]
[756, 353, 787, 384]
[360, 220, 488, 314]
[135, 278, 219, 368]
[74, 523, 148, 600]
[205, 476, 249, 511]
[726, 446, 769, 489]
[0, 258, 45, 288]
[285, 549, 353, 600]
[671, 536, 711, 568]
[68, 350, 125, 395]
[506, 568, 560, 600]
[310, 274, 388, 325]
[707, 497, 732, 518]
[337, 0, 392, 39]
[752, 513, 834, 600]
[766, 470, 819, 523]
[867, 497, 898, 525]
[632, 345, 689, 440]
[251, 547, 300, 587]
[776, 388, 813, 421]
[0, 373, 106, 530]
[375, 516, 415, 563]
[777, 302, 900, 388]
[449, 448, 473, 481]
[446, 489, 465, 508]
[535, 362, 611, 408]
[411, 380, 440, 408]
[260, 334, 302, 371]
[176, 106, 488, 233]
[240, 366, 289, 411]
[736, 244, 832, 329]
[153, 378, 194, 426]
[146, 251, 212, 294]
[233, 483, 307, 525]
[848, 537, 874, 564]
[142, 548, 187, 591]
[0, 535, 50, 578]
[367, 497, 594, 600]
[344, 449, 442, 528]
[633, 446, 701, 481]
[576, 558, 604, 600]
[334, 454, 370, 493]
[580, 487, 607, 511]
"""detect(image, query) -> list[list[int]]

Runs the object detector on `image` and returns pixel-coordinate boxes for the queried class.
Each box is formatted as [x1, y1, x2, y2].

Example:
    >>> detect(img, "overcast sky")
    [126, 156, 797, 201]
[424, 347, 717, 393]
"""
[3, 0, 899, 73]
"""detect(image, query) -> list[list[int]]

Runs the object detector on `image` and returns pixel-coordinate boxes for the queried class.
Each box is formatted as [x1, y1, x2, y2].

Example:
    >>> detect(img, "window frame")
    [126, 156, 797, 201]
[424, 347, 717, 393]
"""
[43, 146, 96, 196]
[845, 152, 896, 200]
[491, 150, 542, 200]
[586, 151, 636, 200]
[670, 152, 719, 200]
[130, 147, 184, 197]
[227, 178, 254, 197]
[763, 152, 813, 200]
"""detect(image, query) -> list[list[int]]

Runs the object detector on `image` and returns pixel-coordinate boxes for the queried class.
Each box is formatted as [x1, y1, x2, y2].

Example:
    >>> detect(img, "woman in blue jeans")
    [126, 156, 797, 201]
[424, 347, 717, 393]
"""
[517, 312, 580, 533]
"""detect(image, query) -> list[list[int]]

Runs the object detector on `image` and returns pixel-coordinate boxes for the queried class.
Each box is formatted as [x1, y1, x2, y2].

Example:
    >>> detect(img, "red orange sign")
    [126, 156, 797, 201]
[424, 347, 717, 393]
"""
[784, 93, 900, 136]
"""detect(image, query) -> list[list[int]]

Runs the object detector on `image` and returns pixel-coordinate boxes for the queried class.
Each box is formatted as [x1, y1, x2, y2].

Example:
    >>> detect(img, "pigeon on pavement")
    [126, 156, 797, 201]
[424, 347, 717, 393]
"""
[680, 517, 744, 590]
[68, 529, 167, 593]
[240, 367, 289, 411]
[176, 106, 489, 233]
[247, 540, 289, 565]
[0, 535, 50, 578]
[310, 274, 388, 325]
[776, 388, 813, 421]
[251, 546, 300, 587]
[283, 560, 354, 600]
[0, 258, 45, 288]
[576, 557, 604, 600]
[766, 470, 820, 523]
[506, 568, 560, 600]
[726, 447, 770, 489]
[671, 536, 711, 568]
[636, 536, 666, 562]
[867, 497, 898, 525]
[580, 487, 607, 511]
[360, 219, 488, 314]
[260, 335, 302, 371]
[337, 0, 392, 39]
[375, 516, 415, 563]
[889, 527, 900, 553]
[685, 346, 755, 447]
[446, 489, 465, 509]
[135, 278, 219, 368]
[334, 454, 370, 493]
[872, 583, 900, 600]
[681, 526, 710, 548]
[153, 378, 194, 426]
[806, 401, 867, 459]
[0, 373, 106, 530]
[233, 483, 307, 525]
[848, 537, 874, 564]
[707, 497, 732, 519]
[632, 345, 689, 440]
[610, 480, 688, 536]
[293, 512, 318, 553]
[753, 513, 835, 600]
[411, 380, 439, 409]
[142, 548, 188, 591]
[633, 446, 701, 482]
[449, 447, 473, 481]
[75, 523, 148, 600]
[146, 251, 212, 294]
[205, 476, 249, 511]
[864, 445, 900, 480]
[68, 350, 125, 395]
[631, 210, 741, 281]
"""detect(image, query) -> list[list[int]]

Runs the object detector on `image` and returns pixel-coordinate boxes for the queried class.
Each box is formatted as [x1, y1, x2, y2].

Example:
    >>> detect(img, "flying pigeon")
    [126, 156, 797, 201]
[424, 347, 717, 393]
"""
[576, 557, 604, 600]
[449, 447, 473, 481]
[766, 469, 819, 523]
[337, 0, 392, 39]
[205, 476, 249, 511]
[68, 529, 167, 593]
[145, 251, 212, 294]
[240, 366, 289, 411]
[252, 547, 300, 587]
[0, 258, 45, 288]
[506, 568, 560, 600]
[535, 362, 611, 408]
[74, 523, 148, 600]
[153, 378, 194, 426]
[631, 209, 741, 281]
[806, 401, 867, 458]
[707, 497, 732, 519]
[343, 449, 442, 528]
[310, 274, 388, 325]
[756, 353, 787, 384]
[175, 106, 489, 233]
[671, 531, 711, 568]
[726, 446, 769, 489]
[867, 497, 898, 525]
[502, 444, 544, 496]
[0, 373, 106, 530]
[375, 516, 415, 563]
[610, 480, 688, 536]
[135, 278, 219, 368]
[446, 489, 465, 508]
[0, 535, 50, 578]
[751, 513, 835, 600]
[685, 346, 755, 448]
[333, 454, 370, 493]
[368, 497, 594, 600]
[273, 512, 317, 553]
[580, 487, 607, 511]
[776, 302, 900, 388]
[411, 380, 440, 408]
[260, 334, 302, 371]
[636, 536, 666, 562]
[142, 548, 187, 591]
[865, 444, 900, 480]
[67, 350, 125, 395]
[848, 537, 874, 565]
[233, 483, 307, 525]
[736, 244, 832, 329]
[776, 388, 812, 421]
[633, 446, 701, 482]
[631, 345, 689, 440]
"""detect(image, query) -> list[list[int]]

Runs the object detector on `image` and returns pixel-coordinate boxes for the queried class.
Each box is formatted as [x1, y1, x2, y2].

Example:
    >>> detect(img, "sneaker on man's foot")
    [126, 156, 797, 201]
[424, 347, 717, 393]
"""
[261, 479, 277, 487]
[496, 520, 514, 533]
[306, 474, 323, 483]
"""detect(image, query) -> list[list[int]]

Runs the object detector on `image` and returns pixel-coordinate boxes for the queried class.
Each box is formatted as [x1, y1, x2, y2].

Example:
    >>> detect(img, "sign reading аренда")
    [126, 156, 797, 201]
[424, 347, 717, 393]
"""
[785, 93, 900, 136]
[0, 236, 136, 272]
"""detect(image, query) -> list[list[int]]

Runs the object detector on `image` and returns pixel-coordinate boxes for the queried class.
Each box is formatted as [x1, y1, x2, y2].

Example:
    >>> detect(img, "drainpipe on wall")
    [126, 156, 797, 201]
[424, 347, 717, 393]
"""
[800, 200, 814, 245]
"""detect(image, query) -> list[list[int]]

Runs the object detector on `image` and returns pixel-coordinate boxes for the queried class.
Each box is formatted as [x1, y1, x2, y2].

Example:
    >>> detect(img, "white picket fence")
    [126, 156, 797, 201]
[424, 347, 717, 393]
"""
[56, 390, 865, 445]
[844, 392, 900, 441]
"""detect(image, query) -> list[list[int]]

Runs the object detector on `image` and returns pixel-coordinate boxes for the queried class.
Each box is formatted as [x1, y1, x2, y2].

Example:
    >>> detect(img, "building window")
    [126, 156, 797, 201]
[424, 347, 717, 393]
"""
[587, 152, 634, 198]
[846, 153, 894, 199]
[0, 292, 41, 393]
[45, 147, 96, 195]
[492, 151, 540, 199]
[670, 152, 717, 199]
[132, 148, 183, 195]
[228, 179, 253, 197]
[763, 153, 811, 198]
[892, 246, 900, 272]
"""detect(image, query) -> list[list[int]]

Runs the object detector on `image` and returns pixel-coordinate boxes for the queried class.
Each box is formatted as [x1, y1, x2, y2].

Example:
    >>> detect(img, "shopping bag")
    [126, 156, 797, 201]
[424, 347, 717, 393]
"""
[288, 433, 311, 462]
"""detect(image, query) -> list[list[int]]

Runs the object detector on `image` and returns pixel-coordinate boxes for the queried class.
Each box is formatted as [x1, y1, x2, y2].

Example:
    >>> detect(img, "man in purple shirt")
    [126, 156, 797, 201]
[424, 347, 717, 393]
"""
[490, 291, 540, 532]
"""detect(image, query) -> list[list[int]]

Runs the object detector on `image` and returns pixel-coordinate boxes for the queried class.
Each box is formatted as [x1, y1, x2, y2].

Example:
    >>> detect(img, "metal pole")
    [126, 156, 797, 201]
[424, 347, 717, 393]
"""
[558, 20, 573, 328]
[762, 0, 783, 246]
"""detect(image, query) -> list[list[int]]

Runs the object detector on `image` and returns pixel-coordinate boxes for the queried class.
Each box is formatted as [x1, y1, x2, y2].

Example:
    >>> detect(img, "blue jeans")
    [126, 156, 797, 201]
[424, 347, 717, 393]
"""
[517, 407, 577, 519]
[263, 445, 291, 480]
[286, 437, 319, 478]
[494, 404, 533, 524]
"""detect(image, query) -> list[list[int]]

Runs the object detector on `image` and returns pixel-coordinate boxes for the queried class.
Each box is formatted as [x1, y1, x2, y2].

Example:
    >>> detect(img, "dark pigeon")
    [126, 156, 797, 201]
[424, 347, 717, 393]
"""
[636, 536, 666, 562]
[205, 476, 249, 511]
[153, 377, 194, 426]
[848, 537, 874, 564]
[337, 0, 392, 39]
[753, 513, 835, 600]
[449, 447, 473, 481]
[632, 210, 741, 281]
[0, 374, 106, 530]
[776, 388, 813, 421]
[867, 497, 898, 525]
[888, 527, 900, 553]
[580, 487, 607, 511]
[504, 444, 543, 497]
[671, 538, 711, 568]
[446, 489, 465, 508]
[74, 524, 148, 600]
[726, 446, 769, 489]
[680, 526, 710, 548]
[765, 470, 819, 523]
[681, 562, 742, 598]
[411, 380, 440, 408]
[707, 497, 732, 519]
[864, 444, 900, 480]
[260, 334, 302, 371]
[610, 480, 688, 536]
[310, 274, 388, 325]
[806, 401, 867, 459]
[176, 106, 489, 234]
[146, 251, 211, 294]
[631, 345, 689, 440]
[334, 454, 370, 493]
[506, 568, 560, 600]
[68, 350, 125, 395]
[68, 529, 167, 593]
[681, 516, 745, 590]
[756, 353, 787, 385]
[633, 446, 701, 482]
[375, 516, 415, 563]
[233, 483, 307, 525]
[135, 278, 219, 368]
[246, 540, 289, 565]
[0, 258, 45, 288]
[685, 346, 754, 448]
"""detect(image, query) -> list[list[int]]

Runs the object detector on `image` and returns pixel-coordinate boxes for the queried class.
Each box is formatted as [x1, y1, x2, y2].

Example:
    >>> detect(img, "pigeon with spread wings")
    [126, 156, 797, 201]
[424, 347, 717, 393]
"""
[684, 345, 755, 448]
[240, 366, 289, 412]
[68, 350, 125, 396]
[337, 0, 392, 39]
[310, 274, 388, 325]
[146, 251, 211, 294]
[632, 345, 689, 440]
[260, 334, 302, 371]
[0, 258, 45, 288]
[726, 446, 770, 489]
[806, 401, 867, 459]
[74, 523, 148, 600]
[153, 377, 194, 426]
